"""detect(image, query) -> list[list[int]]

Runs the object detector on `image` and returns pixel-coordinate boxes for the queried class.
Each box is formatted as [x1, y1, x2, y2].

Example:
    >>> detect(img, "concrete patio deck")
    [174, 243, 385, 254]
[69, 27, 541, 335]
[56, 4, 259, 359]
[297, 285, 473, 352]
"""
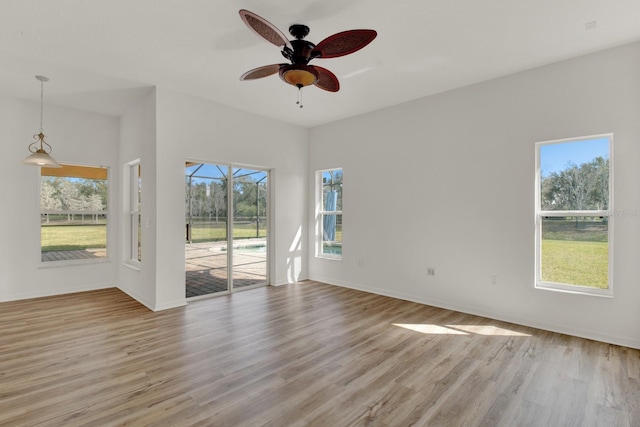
[41, 239, 267, 298]
[185, 238, 267, 298]
[41, 248, 107, 262]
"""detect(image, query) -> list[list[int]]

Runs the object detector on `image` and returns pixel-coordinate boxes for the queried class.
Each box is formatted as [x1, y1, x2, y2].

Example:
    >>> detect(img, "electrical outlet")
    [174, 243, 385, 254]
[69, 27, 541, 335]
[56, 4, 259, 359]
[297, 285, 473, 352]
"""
[427, 268, 436, 276]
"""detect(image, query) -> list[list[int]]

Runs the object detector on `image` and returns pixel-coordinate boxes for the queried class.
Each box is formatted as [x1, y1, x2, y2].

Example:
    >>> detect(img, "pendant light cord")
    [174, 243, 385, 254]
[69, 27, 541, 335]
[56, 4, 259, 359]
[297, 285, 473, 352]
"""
[32, 76, 51, 153]
[39, 78, 44, 133]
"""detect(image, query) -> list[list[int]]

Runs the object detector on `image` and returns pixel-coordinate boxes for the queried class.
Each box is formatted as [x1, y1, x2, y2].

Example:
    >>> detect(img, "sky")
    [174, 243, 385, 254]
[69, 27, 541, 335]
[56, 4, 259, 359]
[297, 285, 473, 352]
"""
[185, 163, 267, 185]
[539, 136, 610, 178]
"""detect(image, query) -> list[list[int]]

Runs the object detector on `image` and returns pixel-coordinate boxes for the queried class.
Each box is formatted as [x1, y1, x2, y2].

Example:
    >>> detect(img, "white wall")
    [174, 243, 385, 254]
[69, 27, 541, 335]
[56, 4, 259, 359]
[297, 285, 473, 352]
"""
[151, 88, 308, 309]
[307, 42, 640, 349]
[117, 89, 157, 309]
[0, 97, 120, 301]
[4, 42, 636, 349]
[0, 87, 307, 310]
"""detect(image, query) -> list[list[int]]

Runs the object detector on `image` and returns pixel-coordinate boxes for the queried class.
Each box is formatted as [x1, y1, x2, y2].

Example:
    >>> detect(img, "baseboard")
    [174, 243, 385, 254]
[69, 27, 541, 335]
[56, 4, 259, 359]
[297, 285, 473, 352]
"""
[0, 283, 113, 303]
[117, 286, 155, 311]
[272, 274, 309, 287]
[118, 286, 187, 312]
[154, 299, 187, 311]
[310, 276, 640, 350]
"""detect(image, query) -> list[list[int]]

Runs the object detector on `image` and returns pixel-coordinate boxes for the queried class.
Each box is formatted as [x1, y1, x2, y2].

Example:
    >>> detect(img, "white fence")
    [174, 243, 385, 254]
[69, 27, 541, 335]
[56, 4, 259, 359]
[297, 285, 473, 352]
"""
[41, 210, 107, 225]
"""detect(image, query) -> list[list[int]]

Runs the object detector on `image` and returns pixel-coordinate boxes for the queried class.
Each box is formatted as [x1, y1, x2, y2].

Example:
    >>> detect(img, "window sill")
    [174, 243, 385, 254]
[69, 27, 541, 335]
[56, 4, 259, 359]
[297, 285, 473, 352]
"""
[317, 254, 342, 261]
[39, 258, 111, 269]
[535, 282, 613, 298]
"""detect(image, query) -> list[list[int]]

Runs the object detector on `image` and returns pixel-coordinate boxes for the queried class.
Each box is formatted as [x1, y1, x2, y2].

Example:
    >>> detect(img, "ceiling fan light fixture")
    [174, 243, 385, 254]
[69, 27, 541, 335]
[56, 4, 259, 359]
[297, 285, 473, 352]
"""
[280, 65, 318, 87]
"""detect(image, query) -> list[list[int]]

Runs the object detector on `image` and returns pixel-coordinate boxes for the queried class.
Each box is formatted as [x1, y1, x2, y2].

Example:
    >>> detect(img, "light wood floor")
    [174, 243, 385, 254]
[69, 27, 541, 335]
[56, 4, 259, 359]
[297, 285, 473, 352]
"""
[1, 281, 638, 427]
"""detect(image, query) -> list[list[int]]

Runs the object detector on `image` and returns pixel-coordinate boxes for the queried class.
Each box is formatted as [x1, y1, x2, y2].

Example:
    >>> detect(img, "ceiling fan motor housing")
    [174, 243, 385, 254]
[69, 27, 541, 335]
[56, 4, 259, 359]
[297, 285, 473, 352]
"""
[282, 39, 317, 64]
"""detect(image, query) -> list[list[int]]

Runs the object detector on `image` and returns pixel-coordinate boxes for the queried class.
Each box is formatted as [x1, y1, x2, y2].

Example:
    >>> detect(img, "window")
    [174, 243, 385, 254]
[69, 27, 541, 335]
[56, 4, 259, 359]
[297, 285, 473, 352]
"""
[40, 164, 108, 262]
[535, 134, 612, 296]
[318, 168, 342, 259]
[127, 161, 142, 264]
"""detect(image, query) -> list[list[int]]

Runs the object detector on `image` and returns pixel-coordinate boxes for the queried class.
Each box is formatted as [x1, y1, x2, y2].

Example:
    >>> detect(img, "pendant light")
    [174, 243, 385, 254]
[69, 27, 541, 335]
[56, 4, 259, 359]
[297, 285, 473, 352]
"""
[22, 75, 62, 168]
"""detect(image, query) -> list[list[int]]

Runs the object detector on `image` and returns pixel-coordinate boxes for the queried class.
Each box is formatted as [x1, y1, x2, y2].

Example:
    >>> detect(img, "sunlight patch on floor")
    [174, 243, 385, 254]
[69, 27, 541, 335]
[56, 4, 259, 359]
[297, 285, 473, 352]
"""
[393, 323, 469, 335]
[447, 325, 531, 337]
[393, 323, 531, 337]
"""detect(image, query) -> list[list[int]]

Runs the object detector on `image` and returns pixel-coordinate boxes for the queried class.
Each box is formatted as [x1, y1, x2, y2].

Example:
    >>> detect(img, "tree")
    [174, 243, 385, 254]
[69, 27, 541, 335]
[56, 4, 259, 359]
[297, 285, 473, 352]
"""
[41, 176, 106, 211]
[541, 157, 609, 225]
[41, 178, 61, 211]
[211, 181, 226, 222]
[233, 176, 262, 219]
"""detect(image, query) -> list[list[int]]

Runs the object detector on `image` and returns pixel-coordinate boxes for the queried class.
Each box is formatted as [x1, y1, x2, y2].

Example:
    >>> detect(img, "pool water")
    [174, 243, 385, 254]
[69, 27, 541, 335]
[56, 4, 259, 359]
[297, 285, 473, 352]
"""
[219, 243, 266, 253]
[322, 243, 342, 256]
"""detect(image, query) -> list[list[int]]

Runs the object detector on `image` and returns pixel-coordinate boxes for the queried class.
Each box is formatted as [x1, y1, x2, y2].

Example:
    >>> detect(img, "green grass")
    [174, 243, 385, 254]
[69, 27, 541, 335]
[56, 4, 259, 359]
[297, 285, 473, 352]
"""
[540, 218, 609, 289]
[542, 218, 607, 242]
[41, 224, 106, 251]
[188, 221, 267, 243]
[41, 221, 268, 250]
[41, 219, 606, 289]
[541, 239, 608, 289]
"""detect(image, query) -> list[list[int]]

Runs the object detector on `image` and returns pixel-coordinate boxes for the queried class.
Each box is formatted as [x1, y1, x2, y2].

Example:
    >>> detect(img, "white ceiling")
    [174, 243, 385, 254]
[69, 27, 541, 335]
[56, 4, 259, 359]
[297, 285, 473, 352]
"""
[1, 0, 639, 128]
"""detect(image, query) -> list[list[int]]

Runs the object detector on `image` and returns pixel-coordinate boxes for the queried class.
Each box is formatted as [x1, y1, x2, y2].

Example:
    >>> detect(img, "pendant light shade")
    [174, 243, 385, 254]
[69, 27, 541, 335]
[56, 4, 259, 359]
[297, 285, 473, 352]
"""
[23, 75, 61, 168]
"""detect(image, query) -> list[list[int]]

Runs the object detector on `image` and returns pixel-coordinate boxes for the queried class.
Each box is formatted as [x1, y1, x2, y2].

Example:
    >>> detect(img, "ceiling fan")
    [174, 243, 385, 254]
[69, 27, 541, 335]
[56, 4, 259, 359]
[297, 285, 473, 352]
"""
[238, 9, 377, 105]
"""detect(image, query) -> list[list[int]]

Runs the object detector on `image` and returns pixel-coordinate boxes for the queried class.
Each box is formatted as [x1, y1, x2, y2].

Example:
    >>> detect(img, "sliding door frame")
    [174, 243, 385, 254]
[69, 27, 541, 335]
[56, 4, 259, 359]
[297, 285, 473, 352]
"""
[185, 159, 271, 299]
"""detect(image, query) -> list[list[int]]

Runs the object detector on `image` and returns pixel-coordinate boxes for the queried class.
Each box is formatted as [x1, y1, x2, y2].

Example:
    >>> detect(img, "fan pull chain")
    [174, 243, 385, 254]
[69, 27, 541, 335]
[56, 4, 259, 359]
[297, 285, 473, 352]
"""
[296, 84, 303, 108]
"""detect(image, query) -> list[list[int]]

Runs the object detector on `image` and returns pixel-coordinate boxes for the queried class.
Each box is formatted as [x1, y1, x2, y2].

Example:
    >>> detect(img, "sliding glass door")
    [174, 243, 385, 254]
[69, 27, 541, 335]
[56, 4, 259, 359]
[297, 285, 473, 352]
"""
[185, 162, 268, 298]
[232, 167, 268, 290]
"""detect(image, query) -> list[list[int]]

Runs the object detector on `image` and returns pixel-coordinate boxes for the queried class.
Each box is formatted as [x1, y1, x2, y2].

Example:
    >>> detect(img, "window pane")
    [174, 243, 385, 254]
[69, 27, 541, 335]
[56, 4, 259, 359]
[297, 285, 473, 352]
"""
[137, 213, 142, 262]
[129, 162, 141, 263]
[539, 137, 609, 210]
[41, 164, 108, 262]
[322, 214, 342, 256]
[541, 217, 608, 289]
[186, 176, 228, 242]
[319, 168, 343, 259]
[322, 170, 342, 211]
[137, 164, 141, 261]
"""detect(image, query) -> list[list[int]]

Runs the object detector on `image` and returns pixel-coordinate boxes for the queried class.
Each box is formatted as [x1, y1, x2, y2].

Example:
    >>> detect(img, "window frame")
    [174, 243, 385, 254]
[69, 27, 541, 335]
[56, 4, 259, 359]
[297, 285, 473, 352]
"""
[317, 167, 343, 260]
[534, 134, 613, 297]
[39, 163, 109, 265]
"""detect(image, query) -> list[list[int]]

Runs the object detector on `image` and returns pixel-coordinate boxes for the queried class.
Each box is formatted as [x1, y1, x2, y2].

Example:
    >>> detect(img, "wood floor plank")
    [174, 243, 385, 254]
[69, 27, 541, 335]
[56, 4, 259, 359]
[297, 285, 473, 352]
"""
[1, 281, 639, 426]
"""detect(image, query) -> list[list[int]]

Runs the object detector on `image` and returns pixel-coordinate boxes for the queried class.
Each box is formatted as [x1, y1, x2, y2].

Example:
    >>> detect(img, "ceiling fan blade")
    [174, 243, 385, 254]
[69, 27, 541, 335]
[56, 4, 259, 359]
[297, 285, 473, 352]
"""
[240, 64, 283, 80]
[239, 10, 293, 51]
[312, 29, 377, 59]
[313, 66, 340, 92]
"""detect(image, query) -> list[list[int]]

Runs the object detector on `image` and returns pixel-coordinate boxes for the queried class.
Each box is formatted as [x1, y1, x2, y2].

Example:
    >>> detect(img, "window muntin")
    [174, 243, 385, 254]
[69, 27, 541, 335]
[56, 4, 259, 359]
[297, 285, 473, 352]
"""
[318, 168, 342, 259]
[535, 135, 612, 295]
[40, 164, 108, 262]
